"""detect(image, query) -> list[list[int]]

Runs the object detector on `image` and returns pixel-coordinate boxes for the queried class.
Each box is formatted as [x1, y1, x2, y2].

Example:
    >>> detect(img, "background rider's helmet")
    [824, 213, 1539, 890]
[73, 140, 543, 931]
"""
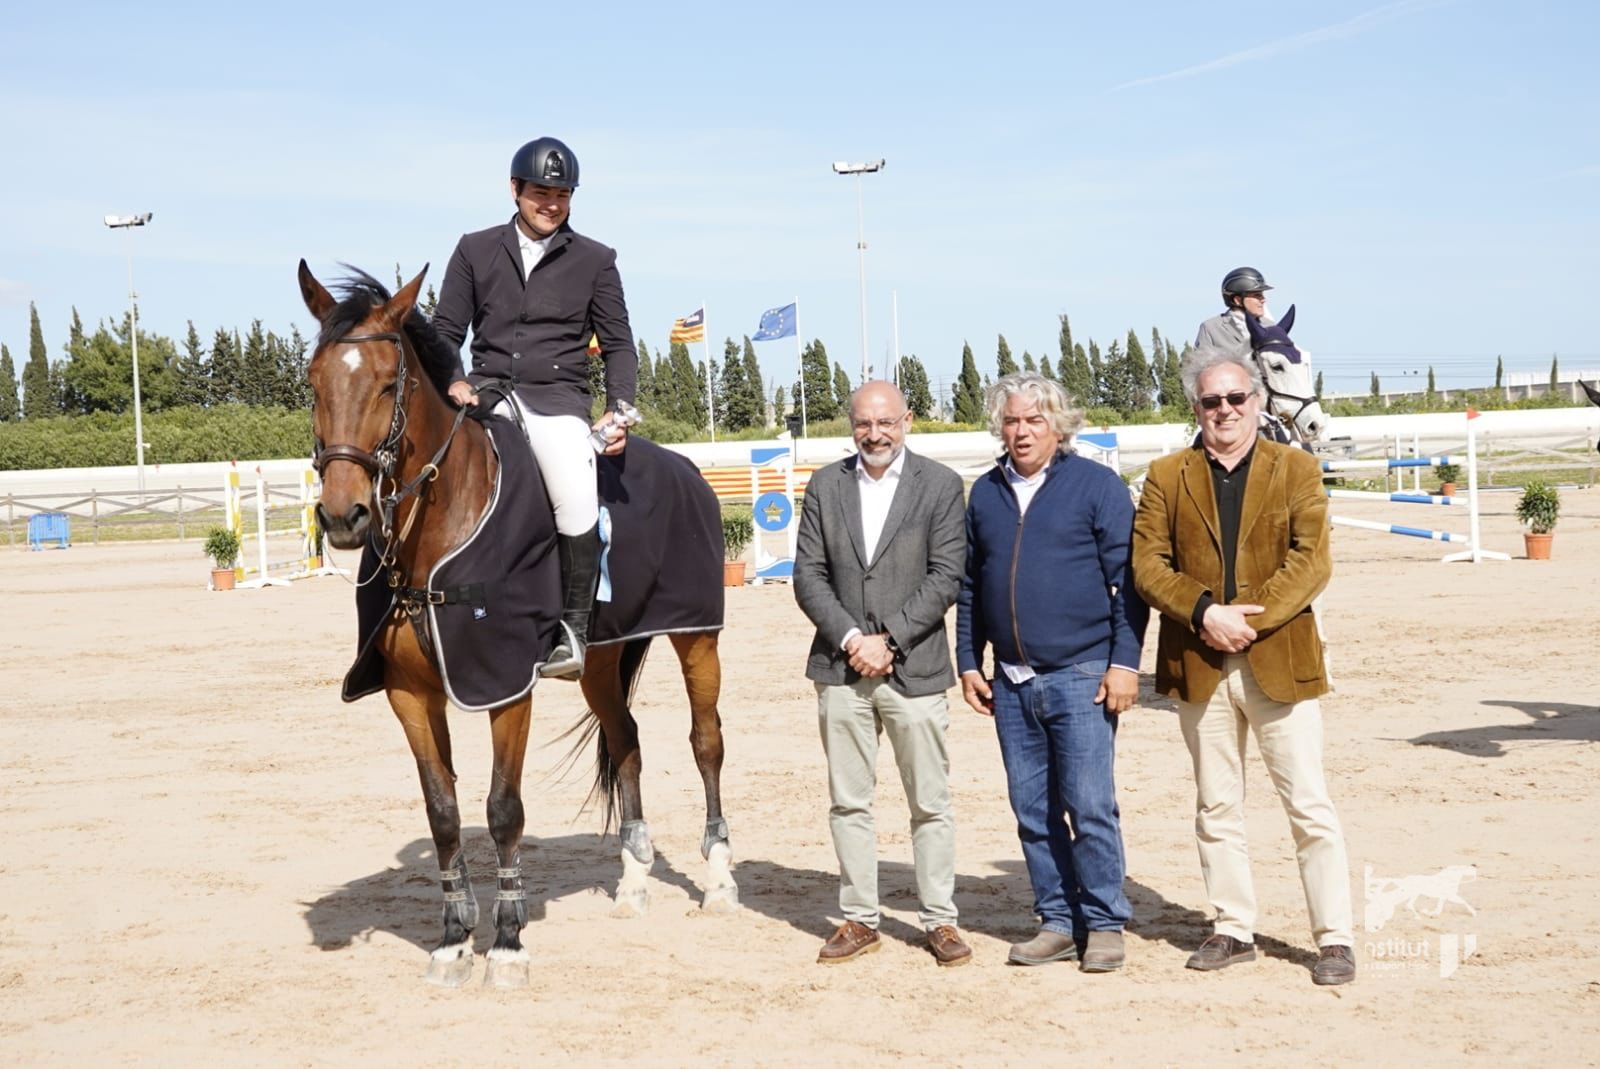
[510, 137, 580, 190]
[1221, 266, 1273, 299]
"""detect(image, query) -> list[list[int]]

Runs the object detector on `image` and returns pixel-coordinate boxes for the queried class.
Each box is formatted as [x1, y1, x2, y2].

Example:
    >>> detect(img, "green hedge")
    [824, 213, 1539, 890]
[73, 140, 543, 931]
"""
[0, 405, 312, 470]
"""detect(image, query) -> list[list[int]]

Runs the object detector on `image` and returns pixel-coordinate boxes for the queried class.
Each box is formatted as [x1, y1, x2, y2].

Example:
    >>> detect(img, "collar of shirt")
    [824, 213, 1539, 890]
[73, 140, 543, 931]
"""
[854, 449, 907, 484]
[516, 226, 553, 279]
[1002, 454, 1054, 517]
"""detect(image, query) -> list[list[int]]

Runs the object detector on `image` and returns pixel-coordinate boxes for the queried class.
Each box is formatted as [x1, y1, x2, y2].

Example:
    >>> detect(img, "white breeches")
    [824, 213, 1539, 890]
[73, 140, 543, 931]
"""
[493, 394, 598, 536]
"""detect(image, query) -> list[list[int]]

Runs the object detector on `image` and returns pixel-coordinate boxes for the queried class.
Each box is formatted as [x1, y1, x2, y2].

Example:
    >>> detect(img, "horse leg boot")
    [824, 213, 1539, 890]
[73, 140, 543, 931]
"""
[540, 524, 601, 680]
[613, 819, 655, 919]
[482, 698, 532, 990]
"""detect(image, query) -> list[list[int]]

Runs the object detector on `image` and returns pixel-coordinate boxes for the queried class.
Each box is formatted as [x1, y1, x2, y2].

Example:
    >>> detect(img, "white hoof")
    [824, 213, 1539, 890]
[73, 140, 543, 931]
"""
[483, 947, 530, 990]
[702, 884, 740, 914]
[424, 943, 473, 988]
[611, 887, 650, 919]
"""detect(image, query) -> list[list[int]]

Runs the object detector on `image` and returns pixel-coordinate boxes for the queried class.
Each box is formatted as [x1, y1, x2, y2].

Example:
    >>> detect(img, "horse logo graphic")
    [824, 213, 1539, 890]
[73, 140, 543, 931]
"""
[1363, 864, 1478, 932]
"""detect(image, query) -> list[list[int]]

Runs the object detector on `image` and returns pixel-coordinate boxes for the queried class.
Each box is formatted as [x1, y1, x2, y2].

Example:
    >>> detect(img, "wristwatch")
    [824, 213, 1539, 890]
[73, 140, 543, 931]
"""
[882, 633, 903, 661]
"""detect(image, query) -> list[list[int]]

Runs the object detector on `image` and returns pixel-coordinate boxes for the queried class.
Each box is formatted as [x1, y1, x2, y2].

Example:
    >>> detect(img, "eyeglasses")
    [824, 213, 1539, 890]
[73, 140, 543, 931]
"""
[1198, 391, 1253, 410]
[851, 417, 905, 433]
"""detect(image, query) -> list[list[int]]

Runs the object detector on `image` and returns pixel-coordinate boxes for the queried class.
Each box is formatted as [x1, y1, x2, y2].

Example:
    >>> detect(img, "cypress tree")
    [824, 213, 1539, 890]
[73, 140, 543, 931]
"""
[898, 355, 934, 418]
[718, 337, 753, 429]
[832, 363, 852, 415]
[996, 334, 1019, 378]
[1124, 329, 1151, 413]
[1038, 353, 1055, 381]
[1022, 351, 1036, 373]
[951, 342, 984, 424]
[0, 344, 17, 421]
[1315, 370, 1324, 399]
[635, 340, 654, 408]
[1494, 355, 1503, 389]
[1087, 340, 1107, 409]
[1549, 355, 1559, 392]
[795, 339, 835, 421]
[210, 328, 241, 405]
[1370, 372, 1381, 398]
[22, 302, 50, 419]
[1426, 365, 1436, 398]
[741, 337, 766, 427]
[175, 321, 210, 407]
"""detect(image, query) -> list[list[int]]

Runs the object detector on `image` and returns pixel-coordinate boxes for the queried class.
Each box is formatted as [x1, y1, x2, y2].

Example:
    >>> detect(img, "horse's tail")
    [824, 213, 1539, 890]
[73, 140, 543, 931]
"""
[555, 637, 653, 835]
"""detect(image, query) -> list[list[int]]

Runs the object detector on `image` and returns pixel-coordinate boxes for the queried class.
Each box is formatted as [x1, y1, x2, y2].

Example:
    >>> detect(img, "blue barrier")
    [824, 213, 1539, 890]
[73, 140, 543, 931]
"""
[28, 512, 71, 550]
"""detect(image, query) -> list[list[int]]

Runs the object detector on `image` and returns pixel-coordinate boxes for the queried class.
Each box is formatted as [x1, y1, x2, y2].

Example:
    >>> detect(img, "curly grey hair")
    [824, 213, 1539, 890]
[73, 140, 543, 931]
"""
[1180, 346, 1265, 404]
[984, 372, 1085, 442]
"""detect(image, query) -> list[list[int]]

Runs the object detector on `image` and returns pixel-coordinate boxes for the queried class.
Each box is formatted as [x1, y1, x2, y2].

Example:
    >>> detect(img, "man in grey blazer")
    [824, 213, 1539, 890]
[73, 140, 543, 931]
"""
[794, 381, 971, 968]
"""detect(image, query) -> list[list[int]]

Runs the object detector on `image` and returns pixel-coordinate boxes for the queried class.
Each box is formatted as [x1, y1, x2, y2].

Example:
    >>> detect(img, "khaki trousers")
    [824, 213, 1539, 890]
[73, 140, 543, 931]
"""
[817, 680, 957, 930]
[1176, 654, 1353, 947]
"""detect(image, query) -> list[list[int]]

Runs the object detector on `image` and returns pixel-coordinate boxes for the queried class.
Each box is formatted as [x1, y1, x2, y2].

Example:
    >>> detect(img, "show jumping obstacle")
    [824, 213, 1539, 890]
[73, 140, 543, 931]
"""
[1323, 411, 1508, 563]
[221, 463, 342, 589]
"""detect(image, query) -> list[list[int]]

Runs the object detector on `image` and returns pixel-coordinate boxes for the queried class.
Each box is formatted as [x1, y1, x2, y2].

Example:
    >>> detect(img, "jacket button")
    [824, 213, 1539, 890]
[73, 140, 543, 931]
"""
[512, 352, 521, 360]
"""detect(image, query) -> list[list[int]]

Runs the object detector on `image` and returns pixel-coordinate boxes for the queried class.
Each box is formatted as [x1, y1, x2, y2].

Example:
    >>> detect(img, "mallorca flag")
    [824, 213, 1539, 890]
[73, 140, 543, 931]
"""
[587, 333, 601, 356]
[670, 307, 706, 344]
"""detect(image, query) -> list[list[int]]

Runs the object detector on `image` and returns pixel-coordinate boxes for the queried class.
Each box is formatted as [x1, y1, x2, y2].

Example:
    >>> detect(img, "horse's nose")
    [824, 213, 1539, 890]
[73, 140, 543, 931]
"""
[316, 501, 370, 545]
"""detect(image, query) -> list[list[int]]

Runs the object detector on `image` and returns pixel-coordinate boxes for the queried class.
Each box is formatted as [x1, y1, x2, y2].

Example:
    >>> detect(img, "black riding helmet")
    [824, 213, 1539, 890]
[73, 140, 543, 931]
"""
[1221, 266, 1273, 299]
[510, 137, 579, 190]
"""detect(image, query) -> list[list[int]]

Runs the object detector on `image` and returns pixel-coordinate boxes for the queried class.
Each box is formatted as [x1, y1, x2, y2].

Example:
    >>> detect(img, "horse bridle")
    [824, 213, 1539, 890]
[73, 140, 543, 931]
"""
[1251, 345, 1319, 438]
[312, 329, 466, 548]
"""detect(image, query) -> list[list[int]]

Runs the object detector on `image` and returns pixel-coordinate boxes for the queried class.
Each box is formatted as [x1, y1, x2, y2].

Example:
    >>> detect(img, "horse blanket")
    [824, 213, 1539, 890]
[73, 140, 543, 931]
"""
[343, 423, 724, 711]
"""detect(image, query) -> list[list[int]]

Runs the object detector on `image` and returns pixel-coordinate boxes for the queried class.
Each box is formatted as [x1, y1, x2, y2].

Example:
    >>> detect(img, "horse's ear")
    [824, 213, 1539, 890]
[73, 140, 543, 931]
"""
[298, 259, 336, 321]
[382, 264, 429, 326]
[1278, 304, 1296, 334]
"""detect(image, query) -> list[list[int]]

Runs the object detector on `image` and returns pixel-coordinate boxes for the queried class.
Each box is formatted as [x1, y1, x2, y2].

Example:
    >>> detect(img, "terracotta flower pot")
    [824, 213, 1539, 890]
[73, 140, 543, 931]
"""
[1439, 482, 1457, 497]
[723, 560, 747, 587]
[211, 567, 237, 591]
[1524, 533, 1553, 560]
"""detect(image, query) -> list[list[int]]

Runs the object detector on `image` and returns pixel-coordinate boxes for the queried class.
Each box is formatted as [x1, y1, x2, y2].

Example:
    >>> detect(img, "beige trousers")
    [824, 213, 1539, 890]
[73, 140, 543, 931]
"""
[816, 680, 957, 930]
[1176, 654, 1353, 947]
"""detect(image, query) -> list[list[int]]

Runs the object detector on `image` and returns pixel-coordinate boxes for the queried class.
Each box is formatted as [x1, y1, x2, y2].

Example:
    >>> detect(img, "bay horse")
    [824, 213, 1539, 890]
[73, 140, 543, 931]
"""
[297, 261, 736, 990]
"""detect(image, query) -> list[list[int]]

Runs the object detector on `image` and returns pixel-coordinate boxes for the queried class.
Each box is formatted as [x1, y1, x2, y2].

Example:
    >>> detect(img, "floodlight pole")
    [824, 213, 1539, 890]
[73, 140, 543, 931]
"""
[104, 212, 154, 494]
[832, 160, 885, 385]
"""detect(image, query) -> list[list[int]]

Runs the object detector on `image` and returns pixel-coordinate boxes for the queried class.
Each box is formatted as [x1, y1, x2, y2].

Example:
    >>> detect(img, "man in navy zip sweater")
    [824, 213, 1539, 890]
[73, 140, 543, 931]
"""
[957, 373, 1148, 972]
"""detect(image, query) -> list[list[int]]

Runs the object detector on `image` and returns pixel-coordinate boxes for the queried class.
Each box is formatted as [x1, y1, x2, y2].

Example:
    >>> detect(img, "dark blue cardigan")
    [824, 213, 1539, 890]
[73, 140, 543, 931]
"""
[956, 451, 1148, 676]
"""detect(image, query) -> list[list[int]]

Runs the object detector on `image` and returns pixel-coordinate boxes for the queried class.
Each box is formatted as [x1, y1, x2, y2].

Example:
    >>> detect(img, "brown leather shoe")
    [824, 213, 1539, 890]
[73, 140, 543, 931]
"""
[1080, 929, 1125, 973]
[1186, 933, 1257, 971]
[817, 921, 880, 965]
[926, 925, 972, 968]
[1312, 944, 1356, 986]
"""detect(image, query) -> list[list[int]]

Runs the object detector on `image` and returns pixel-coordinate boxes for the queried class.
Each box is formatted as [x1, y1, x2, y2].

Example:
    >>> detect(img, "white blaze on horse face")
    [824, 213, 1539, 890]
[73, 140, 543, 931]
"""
[341, 349, 363, 373]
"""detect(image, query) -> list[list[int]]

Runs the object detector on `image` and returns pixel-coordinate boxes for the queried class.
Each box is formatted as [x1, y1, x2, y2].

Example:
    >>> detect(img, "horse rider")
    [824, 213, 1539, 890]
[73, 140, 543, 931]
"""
[433, 136, 639, 681]
[1195, 266, 1276, 361]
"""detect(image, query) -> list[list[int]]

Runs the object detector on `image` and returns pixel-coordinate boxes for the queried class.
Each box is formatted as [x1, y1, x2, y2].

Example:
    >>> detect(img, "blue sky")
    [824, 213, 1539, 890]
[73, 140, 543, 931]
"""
[3, 0, 1596, 402]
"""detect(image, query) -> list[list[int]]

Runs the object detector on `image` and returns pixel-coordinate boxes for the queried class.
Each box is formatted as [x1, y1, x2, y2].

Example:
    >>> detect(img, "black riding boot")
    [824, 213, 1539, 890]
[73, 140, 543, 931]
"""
[540, 524, 601, 680]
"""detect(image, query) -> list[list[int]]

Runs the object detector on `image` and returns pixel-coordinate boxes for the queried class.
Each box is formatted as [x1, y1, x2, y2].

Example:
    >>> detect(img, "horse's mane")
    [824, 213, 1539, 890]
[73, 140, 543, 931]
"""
[318, 266, 461, 399]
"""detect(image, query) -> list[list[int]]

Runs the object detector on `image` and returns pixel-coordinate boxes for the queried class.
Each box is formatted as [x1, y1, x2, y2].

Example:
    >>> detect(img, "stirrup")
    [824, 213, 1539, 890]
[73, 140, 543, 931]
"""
[539, 620, 586, 680]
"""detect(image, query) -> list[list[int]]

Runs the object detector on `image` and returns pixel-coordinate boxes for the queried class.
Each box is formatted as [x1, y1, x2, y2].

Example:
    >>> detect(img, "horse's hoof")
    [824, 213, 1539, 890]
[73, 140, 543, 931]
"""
[483, 948, 530, 990]
[611, 889, 650, 919]
[702, 885, 740, 914]
[424, 943, 473, 988]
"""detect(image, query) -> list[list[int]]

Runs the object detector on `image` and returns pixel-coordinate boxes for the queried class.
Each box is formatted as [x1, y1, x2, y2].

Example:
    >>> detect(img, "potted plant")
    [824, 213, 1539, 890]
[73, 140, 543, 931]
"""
[205, 526, 241, 590]
[721, 505, 753, 587]
[1514, 479, 1560, 560]
[1435, 462, 1460, 497]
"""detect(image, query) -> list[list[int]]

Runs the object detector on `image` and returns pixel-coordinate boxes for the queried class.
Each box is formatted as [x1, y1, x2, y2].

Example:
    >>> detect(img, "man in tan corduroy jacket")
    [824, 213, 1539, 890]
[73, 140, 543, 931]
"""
[1132, 348, 1355, 987]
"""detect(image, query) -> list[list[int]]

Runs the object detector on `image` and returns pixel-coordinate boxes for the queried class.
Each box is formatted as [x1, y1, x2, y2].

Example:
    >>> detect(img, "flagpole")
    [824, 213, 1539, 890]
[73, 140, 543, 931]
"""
[794, 296, 807, 439]
[891, 289, 900, 387]
[704, 299, 715, 442]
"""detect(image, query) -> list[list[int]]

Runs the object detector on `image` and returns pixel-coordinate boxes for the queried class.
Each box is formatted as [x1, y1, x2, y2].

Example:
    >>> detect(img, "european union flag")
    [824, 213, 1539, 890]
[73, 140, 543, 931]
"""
[752, 303, 797, 341]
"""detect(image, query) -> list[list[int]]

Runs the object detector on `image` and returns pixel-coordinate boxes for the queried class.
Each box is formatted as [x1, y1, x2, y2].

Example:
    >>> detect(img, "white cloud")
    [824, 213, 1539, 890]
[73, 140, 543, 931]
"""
[1111, 0, 1451, 92]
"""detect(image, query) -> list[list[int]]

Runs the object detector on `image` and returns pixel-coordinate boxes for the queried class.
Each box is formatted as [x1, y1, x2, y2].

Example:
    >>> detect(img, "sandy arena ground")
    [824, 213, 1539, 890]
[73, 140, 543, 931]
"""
[2, 487, 1597, 1067]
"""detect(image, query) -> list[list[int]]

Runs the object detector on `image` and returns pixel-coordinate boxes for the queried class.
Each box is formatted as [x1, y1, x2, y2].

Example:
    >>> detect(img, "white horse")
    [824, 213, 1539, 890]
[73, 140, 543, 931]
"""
[1246, 306, 1329, 446]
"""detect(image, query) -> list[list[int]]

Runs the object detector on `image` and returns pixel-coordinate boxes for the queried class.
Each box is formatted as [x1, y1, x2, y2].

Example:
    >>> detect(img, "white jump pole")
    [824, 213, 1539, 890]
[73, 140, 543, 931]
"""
[1444, 410, 1509, 564]
[239, 468, 291, 589]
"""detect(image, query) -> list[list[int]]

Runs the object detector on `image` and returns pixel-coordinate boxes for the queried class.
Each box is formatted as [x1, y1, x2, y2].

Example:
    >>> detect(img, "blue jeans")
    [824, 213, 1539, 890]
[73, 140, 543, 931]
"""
[992, 660, 1131, 934]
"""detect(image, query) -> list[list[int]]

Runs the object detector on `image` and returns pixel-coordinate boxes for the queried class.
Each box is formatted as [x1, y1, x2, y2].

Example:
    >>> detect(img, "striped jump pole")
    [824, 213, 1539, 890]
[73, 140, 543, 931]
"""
[238, 468, 292, 590]
[1326, 410, 1508, 564]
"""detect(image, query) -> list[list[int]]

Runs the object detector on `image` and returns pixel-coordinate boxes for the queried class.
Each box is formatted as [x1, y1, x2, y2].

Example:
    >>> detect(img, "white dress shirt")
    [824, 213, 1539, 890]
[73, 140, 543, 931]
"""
[517, 226, 553, 280]
[838, 449, 907, 650]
